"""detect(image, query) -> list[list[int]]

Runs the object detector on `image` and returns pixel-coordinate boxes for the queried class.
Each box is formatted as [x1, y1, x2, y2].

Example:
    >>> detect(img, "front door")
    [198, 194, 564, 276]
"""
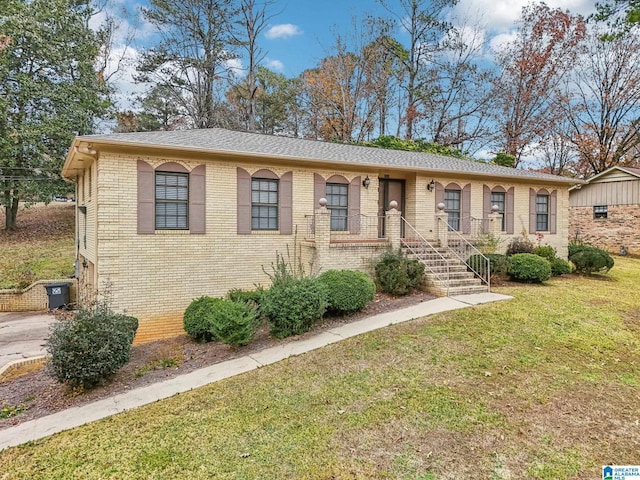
[378, 178, 405, 238]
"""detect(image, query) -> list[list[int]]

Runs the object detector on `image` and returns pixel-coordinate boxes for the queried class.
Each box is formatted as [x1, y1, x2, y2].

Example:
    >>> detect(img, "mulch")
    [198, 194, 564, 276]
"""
[0, 290, 435, 430]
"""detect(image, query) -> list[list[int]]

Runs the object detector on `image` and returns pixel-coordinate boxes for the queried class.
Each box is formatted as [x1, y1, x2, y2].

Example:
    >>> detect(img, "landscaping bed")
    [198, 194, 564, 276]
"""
[0, 290, 434, 429]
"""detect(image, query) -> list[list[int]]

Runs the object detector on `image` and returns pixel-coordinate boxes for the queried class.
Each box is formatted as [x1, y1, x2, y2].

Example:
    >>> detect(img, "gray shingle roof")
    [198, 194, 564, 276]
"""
[81, 128, 577, 184]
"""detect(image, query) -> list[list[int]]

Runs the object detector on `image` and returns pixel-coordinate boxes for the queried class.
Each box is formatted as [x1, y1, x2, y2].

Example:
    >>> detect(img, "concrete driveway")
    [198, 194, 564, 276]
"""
[0, 311, 56, 376]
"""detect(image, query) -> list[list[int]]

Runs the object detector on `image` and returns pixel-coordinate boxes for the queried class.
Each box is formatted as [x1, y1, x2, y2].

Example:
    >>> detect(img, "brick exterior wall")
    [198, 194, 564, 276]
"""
[77, 151, 571, 343]
[0, 279, 78, 312]
[569, 204, 640, 255]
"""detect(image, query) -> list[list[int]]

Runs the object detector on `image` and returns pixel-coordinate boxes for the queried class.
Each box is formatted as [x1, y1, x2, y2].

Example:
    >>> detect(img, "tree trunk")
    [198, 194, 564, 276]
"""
[4, 194, 19, 230]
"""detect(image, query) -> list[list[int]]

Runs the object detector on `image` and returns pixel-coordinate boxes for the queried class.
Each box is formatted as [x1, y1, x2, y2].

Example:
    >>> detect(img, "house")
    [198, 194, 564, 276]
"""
[569, 165, 640, 255]
[62, 128, 580, 342]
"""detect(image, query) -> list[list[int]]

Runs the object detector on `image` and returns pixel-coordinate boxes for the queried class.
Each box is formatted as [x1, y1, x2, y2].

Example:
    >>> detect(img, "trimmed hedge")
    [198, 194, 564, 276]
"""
[261, 278, 328, 338]
[508, 253, 551, 283]
[374, 250, 425, 296]
[46, 305, 138, 389]
[569, 245, 614, 274]
[317, 270, 375, 314]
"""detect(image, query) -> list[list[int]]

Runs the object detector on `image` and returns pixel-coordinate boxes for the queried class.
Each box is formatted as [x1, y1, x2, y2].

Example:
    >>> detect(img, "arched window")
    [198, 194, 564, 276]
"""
[529, 188, 557, 233]
[137, 161, 206, 234]
[313, 174, 361, 233]
[237, 168, 292, 234]
[483, 185, 515, 234]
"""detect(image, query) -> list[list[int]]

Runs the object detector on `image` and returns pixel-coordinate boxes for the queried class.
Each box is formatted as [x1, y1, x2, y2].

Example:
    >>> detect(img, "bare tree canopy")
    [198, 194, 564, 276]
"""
[561, 27, 640, 176]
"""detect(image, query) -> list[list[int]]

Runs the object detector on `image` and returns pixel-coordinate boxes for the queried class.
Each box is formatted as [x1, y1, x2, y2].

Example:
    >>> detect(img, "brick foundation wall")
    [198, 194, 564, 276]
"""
[569, 204, 640, 254]
[0, 279, 78, 312]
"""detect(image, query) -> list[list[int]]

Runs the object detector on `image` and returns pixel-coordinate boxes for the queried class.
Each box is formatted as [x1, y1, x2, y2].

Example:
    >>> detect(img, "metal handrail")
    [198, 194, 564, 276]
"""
[401, 217, 450, 295]
[437, 216, 490, 289]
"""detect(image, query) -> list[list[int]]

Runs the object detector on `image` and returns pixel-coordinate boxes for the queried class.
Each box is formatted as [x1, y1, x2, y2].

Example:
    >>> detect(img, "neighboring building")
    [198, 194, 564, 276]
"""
[569, 165, 640, 255]
[62, 128, 580, 342]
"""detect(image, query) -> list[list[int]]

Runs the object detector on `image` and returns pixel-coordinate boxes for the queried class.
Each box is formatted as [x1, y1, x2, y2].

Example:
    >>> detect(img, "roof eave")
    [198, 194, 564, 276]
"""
[63, 135, 582, 185]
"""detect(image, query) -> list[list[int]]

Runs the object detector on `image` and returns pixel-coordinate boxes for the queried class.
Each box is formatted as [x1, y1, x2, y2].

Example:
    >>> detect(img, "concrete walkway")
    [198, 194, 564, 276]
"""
[0, 311, 54, 380]
[0, 292, 512, 451]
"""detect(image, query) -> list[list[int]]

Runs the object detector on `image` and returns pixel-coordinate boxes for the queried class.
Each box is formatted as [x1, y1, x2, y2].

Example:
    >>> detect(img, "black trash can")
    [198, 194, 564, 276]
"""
[45, 282, 71, 310]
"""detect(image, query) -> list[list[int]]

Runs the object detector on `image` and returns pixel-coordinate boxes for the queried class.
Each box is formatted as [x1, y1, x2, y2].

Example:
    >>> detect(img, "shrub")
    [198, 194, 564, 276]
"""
[226, 287, 264, 306]
[533, 245, 557, 262]
[184, 296, 260, 346]
[506, 236, 535, 256]
[46, 304, 138, 389]
[261, 278, 328, 338]
[207, 298, 259, 347]
[183, 296, 218, 342]
[508, 253, 551, 283]
[551, 257, 572, 276]
[568, 241, 587, 257]
[569, 246, 614, 274]
[317, 270, 375, 314]
[467, 253, 510, 277]
[374, 250, 425, 296]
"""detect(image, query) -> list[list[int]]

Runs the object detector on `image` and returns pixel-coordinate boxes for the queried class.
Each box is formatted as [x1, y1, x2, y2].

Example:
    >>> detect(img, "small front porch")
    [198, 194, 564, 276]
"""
[301, 200, 503, 296]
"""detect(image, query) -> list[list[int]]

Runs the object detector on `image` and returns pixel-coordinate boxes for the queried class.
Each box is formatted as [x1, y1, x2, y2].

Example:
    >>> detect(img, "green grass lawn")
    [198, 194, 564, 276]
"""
[1, 257, 639, 479]
[0, 204, 75, 289]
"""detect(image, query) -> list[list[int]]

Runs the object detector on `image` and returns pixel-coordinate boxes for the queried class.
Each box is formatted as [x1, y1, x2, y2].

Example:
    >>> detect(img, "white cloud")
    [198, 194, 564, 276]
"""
[104, 46, 146, 111]
[489, 31, 518, 54]
[453, 0, 597, 33]
[265, 24, 303, 40]
[266, 59, 284, 71]
[226, 57, 245, 78]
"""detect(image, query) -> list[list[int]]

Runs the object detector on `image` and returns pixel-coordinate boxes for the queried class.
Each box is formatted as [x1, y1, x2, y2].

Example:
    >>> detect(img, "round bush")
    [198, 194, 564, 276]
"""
[374, 250, 425, 296]
[184, 296, 218, 342]
[208, 298, 259, 347]
[261, 277, 328, 338]
[569, 246, 614, 274]
[551, 257, 572, 276]
[508, 253, 551, 283]
[506, 237, 535, 256]
[533, 245, 556, 262]
[317, 270, 375, 314]
[46, 305, 138, 389]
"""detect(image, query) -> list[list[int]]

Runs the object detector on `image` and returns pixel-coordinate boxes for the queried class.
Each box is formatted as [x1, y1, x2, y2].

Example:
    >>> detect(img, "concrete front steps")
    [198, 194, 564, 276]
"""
[402, 240, 489, 297]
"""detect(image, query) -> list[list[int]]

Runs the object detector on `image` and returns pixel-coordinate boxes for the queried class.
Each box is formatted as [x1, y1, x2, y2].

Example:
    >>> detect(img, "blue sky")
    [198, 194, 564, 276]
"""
[103, 0, 598, 109]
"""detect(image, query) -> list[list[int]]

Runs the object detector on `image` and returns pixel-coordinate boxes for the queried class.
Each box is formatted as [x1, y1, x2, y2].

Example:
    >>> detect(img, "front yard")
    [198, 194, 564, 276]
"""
[1, 257, 639, 479]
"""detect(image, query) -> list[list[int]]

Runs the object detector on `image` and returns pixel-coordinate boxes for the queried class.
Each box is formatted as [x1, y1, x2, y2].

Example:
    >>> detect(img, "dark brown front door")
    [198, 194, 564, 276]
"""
[378, 178, 405, 238]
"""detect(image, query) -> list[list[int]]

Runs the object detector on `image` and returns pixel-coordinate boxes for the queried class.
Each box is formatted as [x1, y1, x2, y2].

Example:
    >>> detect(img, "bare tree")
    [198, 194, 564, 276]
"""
[233, 0, 279, 132]
[137, 0, 239, 129]
[561, 27, 640, 176]
[492, 4, 586, 166]
[299, 20, 386, 142]
[376, 0, 457, 140]
[422, 21, 496, 155]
